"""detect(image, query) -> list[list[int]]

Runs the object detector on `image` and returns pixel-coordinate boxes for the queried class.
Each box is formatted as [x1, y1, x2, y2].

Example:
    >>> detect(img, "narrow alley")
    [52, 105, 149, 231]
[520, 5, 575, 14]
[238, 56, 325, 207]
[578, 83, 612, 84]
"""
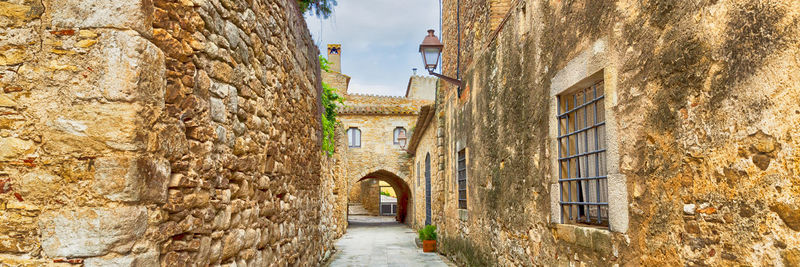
[326, 211, 451, 267]
[1, 0, 798, 266]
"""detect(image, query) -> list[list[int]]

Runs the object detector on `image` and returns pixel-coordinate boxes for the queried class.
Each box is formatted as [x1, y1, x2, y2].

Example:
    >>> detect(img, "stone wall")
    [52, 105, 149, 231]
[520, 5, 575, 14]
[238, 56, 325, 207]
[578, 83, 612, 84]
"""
[358, 180, 380, 216]
[408, 104, 446, 230]
[434, 0, 800, 266]
[0, 0, 333, 265]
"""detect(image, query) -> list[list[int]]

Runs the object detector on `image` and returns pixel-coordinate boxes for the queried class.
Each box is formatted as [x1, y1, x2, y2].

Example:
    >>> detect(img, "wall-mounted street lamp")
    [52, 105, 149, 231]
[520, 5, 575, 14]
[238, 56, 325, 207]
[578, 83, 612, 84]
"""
[419, 30, 461, 87]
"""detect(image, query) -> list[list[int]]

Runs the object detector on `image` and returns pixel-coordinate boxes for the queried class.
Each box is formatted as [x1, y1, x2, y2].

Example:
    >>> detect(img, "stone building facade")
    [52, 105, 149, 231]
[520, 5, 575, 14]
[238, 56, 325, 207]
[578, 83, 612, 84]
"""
[322, 45, 436, 224]
[407, 0, 800, 266]
[0, 0, 338, 265]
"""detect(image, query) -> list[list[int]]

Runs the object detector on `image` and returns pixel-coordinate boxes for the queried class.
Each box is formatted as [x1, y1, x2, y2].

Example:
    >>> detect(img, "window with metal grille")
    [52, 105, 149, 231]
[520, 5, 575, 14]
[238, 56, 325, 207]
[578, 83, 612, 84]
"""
[557, 81, 608, 226]
[457, 149, 467, 210]
[347, 128, 361, 148]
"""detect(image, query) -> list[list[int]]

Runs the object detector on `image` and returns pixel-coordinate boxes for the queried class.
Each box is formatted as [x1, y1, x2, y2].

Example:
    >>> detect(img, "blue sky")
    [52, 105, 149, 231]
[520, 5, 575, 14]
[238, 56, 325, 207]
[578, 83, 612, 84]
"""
[305, 0, 441, 96]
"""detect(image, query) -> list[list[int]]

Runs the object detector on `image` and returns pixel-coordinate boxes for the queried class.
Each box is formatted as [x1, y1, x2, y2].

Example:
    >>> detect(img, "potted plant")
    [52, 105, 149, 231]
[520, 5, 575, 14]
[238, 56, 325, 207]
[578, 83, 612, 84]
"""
[418, 225, 437, 252]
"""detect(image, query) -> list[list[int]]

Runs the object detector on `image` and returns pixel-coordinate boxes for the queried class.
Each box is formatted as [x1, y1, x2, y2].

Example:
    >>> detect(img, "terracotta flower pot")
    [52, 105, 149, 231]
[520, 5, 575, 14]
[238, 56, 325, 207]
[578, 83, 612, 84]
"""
[422, 240, 436, 252]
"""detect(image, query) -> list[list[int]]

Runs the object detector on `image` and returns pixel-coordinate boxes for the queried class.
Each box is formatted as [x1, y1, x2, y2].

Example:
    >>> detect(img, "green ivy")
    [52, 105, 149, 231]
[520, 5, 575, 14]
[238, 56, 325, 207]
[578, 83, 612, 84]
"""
[298, 0, 337, 19]
[320, 55, 344, 157]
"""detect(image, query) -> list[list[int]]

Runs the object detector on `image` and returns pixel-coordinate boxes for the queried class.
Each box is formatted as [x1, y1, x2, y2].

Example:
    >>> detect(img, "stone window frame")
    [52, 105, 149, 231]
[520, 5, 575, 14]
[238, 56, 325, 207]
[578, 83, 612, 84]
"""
[393, 127, 407, 146]
[347, 127, 361, 148]
[548, 38, 629, 233]
[417, 161, 421, 187]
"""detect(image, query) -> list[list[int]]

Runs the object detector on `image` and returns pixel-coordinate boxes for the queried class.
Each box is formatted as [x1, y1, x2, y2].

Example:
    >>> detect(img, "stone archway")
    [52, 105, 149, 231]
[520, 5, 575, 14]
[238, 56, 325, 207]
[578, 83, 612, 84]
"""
[350, 169, 413, 224]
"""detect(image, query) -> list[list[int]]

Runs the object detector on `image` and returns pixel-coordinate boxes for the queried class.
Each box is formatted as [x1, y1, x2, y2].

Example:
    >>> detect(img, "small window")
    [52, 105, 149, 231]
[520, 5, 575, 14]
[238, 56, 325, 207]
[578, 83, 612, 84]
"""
[347, 128, 361, 148]
[457, 149, 467, 210]
[557, 81, 608, 226]
[393, 127, 407, 146]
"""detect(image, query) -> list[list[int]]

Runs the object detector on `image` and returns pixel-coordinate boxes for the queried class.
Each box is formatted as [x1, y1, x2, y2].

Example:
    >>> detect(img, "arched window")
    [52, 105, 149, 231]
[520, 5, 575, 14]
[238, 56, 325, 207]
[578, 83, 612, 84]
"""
[347, 127, 361, 148]
[393, 127, 406, 146]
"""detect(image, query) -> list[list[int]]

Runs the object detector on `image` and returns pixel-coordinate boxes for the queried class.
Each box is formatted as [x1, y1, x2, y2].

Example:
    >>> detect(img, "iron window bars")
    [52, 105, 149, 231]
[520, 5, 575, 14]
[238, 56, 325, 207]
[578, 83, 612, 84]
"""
[557, 81, 609, 226]
[457, 149, 467, 209]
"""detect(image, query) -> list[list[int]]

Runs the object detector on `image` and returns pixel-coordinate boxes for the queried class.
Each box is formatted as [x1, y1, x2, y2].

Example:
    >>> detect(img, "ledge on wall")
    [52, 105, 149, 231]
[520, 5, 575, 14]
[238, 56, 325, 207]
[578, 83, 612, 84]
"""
[550, 223, 613, 257]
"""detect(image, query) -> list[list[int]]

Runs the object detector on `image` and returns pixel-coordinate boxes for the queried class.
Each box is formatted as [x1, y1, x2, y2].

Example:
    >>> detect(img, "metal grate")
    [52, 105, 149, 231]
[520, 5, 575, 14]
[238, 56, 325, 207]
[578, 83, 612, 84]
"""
[557, 81, 609, 226]
[457, 149, 467, 209]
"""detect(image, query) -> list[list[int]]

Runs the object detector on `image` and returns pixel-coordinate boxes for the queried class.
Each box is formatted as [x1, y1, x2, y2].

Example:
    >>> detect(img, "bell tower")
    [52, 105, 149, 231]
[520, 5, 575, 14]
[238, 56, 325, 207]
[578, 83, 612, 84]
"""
[327, 44, 342, 73]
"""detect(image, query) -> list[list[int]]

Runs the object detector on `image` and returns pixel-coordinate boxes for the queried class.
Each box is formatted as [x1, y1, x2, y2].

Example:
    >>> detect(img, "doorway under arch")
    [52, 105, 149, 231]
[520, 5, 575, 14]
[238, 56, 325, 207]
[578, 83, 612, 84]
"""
[348, 170, 412, 224]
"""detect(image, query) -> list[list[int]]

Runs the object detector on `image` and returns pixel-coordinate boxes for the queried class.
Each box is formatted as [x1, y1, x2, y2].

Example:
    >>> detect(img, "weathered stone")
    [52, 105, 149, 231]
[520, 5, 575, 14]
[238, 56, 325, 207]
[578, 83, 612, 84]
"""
[209, 60, 234, 83]
[45, 0, 153, 37]
[93, 156, 169, 203]
[210, 97, 227, 123]
[0, 94, 16, 107]
[770, 203, 800, 231]
[8, 0, 330, 266]
[210, 81, 233, 98]
[784, 248, 800, 267]
[84, 250, 159, 267]
[221, 229, 245, 261]
[44, 105, 142, 154]
[0, 1, 43, 27]
[0, 137, 33, 160]
[683, 204, 696, 215]
[98, 31, 166, 103]
[39, 206, 148, 257]
[752, 154, 772, 170]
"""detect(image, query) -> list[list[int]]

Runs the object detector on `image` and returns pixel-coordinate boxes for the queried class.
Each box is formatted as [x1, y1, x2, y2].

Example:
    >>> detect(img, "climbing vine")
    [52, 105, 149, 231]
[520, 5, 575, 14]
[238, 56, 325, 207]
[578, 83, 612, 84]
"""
[320, 56, 344, 156]
[298, 0, 337, 19]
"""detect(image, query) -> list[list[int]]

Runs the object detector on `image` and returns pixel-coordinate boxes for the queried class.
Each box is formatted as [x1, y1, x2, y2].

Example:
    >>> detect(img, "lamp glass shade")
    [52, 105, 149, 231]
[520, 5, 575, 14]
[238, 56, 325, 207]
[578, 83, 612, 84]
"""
[422, 47, 441, 70]
[419, 29, 444, 71]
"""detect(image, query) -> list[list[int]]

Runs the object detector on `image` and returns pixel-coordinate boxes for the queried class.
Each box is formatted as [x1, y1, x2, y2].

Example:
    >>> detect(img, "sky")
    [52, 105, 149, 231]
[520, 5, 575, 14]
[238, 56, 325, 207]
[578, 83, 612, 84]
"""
[305, 0, 441, 96]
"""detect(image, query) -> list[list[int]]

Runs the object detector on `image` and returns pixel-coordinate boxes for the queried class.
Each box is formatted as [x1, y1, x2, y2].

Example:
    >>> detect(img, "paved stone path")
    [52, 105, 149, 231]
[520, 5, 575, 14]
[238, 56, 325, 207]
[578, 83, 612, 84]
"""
[327, 216, 452, 267]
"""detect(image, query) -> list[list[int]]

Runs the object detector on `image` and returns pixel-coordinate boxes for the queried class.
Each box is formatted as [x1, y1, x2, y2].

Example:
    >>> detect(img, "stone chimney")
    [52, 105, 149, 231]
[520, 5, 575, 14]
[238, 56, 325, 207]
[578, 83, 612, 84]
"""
[327, 44, 342, 72]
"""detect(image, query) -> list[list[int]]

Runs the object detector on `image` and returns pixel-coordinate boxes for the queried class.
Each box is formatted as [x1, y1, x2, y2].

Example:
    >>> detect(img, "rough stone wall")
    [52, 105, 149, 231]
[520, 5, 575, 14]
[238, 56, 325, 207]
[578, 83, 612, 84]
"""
[357, 180, 380, 216]
[319, 127, 348, 255]
[0, 0, 332, 265]
[435, 0, 800, 266]
[410, 116, 443, 229]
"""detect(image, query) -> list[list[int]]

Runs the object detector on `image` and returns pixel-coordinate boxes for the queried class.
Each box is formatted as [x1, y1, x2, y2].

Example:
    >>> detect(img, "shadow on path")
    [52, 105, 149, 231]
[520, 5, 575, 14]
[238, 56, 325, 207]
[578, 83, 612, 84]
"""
[325, 216, 453, 267]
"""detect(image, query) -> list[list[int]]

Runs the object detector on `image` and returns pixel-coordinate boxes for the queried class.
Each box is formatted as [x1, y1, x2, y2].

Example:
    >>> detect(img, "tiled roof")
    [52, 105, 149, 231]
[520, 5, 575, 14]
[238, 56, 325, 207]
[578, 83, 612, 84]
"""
[338, 93, 432, 115]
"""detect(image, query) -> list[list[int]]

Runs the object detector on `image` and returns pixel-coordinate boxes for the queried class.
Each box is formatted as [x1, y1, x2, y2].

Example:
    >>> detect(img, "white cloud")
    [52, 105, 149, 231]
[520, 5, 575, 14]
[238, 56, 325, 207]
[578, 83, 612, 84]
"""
[306, 0, 441, 96]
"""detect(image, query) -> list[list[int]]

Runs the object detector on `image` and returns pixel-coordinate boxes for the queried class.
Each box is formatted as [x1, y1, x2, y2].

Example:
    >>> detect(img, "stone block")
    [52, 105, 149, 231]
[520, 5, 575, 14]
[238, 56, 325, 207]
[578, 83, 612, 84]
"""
[0, 1, 44, 28]
[554, 224, 576, 243]
[15, 171, 60, 202]
[574, 227, 592, 249]
[97, 30, 165, 103]
[210, 97, 227, 123]
[44, 103, 145, 153]
[84, 250, 159, 267]
[93, 156, 169, 203]
[770, 203, 800, 231]
[0, 137, 33, 161]
[591, 229, 612, 256]
[39, 206, 148, 257]
[44, 0, 153, 37]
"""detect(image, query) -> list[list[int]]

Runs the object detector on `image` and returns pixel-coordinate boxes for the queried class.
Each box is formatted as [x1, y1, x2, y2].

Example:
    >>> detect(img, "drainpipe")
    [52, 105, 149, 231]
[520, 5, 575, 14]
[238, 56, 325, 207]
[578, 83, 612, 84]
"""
[456, 0, 461, 97]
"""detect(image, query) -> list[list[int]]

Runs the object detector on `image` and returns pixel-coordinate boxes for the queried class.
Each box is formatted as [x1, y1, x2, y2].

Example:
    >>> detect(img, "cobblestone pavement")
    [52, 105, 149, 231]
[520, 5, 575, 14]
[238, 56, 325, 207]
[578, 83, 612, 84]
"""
[326, 216, 453, 267]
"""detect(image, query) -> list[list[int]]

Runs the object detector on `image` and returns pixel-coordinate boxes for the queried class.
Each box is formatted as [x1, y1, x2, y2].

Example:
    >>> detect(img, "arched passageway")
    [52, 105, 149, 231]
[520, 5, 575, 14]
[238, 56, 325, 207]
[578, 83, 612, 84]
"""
[348, 170, 412, 224]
